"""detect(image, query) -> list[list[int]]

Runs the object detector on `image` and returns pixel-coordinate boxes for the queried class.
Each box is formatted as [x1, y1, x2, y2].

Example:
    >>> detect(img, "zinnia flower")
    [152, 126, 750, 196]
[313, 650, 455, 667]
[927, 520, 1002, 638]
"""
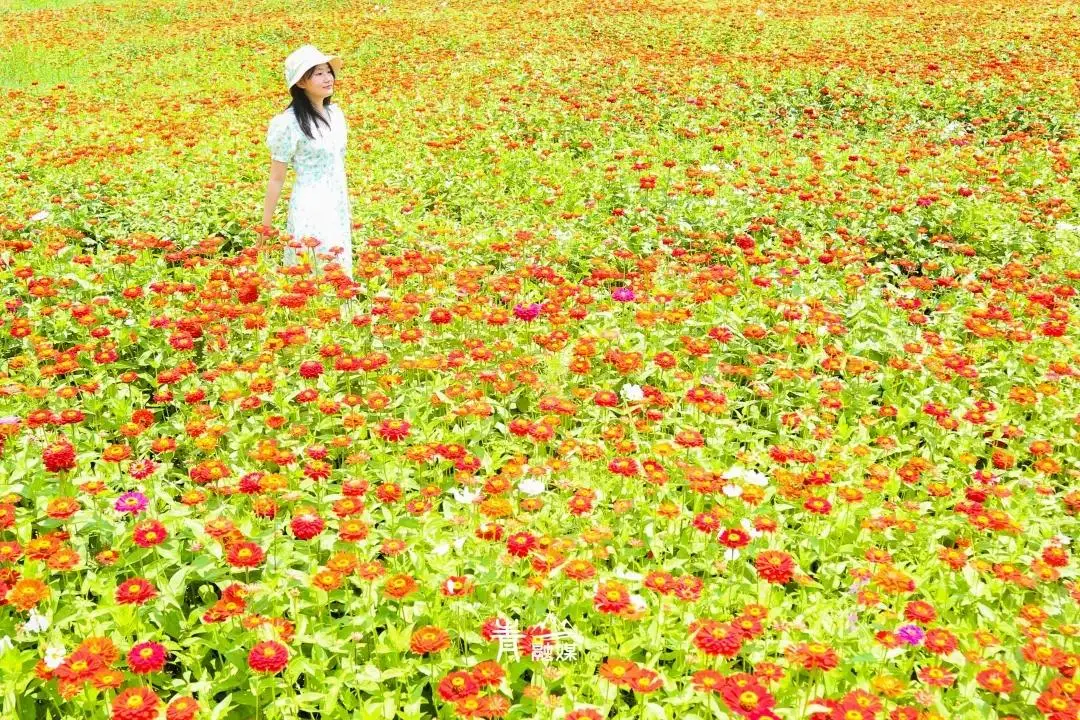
[896, 624, 925, 646]
[132, 519, 168, 548]
[42, 440, 76, 473]
[593, 581, 631, 615]
[409, 625, 451, 654]
[115, 577, 157, 605]
[226, 542, 265, 568]
[247, 641, 288, 674]
[437, 671, 478, 701]
[166, 696, 199, 720]
[127, 641, 167, 674]
[755, 551, 795, 584]
[6, 577, 50, 611]
[111, 687, 162, 720]
[376, 419, 411, 441]
[290, 512, 324, 540]
[114, 491, 149, 515]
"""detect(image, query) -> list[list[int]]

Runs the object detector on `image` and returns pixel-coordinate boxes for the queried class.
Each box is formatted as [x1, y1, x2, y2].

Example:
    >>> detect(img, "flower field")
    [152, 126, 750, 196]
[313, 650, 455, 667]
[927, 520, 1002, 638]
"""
[2, 0, 1080, 718]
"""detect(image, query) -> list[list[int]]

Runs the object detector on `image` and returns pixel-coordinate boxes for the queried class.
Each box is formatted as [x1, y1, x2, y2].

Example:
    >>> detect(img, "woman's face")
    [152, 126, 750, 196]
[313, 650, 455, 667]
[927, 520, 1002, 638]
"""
[296, 63, 335, 100]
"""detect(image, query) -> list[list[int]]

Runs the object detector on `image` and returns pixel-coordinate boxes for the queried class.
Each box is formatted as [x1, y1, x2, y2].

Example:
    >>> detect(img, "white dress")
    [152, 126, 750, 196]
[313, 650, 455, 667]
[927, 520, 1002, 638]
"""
[266, 104, 353, 277]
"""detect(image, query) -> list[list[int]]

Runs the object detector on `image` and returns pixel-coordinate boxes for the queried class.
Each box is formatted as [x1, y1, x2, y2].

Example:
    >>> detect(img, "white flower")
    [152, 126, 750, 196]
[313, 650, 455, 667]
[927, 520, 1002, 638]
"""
[24, 609, 49, 634]
[1053, 534, 1072, 546]
[621, 384, 644, 402]
[722, 483, 743, 498]
[740, 518, 763, 539]
[0, 636, 13, 653]
[29, 210, 50, 222]
[431, 542, 450, 557]
[722, 466, 746, 481]
[743, 470, 769, 487]
[450, 488, 480, 504]
[518, 478, 546, 496]
[941, 121, 965, 138]
[44, 646, 66, 670]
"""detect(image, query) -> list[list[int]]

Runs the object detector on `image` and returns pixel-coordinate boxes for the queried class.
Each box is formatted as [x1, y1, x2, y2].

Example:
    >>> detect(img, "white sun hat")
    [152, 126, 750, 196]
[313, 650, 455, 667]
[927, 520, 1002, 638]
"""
[284, 45, 343, 89]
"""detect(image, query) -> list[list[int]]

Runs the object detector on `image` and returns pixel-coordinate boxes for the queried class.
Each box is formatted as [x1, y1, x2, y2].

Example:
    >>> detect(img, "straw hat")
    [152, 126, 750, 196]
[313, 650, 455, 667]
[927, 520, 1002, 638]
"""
[284, 45, 343, 89]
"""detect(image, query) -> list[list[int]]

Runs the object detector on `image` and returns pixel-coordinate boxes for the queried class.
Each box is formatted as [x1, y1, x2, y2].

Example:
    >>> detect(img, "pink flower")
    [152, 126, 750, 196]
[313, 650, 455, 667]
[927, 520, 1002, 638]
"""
[513, 303, 542, 321]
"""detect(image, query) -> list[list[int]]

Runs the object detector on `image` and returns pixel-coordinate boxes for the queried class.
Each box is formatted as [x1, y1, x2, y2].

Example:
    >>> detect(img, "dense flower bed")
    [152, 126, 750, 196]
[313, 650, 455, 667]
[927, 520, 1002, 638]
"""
[0, 0, 1078, 718]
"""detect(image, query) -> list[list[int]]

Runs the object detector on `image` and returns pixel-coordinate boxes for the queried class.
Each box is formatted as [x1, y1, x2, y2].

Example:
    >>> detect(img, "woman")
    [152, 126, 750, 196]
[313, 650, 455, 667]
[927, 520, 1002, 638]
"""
[261, 45, 353, 278]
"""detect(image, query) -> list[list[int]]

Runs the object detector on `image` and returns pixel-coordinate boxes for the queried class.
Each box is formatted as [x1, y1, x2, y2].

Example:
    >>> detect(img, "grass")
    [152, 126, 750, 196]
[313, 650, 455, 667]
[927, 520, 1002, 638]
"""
[0, 43, 87, 88]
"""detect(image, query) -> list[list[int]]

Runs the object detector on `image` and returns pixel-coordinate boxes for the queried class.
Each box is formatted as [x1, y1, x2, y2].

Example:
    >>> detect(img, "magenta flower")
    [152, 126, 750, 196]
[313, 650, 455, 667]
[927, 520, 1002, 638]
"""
[115, 491, 149, 515]
[513, 303, 542, 322]
[896, 624, 924, 645]
[612, 287, 636, 302]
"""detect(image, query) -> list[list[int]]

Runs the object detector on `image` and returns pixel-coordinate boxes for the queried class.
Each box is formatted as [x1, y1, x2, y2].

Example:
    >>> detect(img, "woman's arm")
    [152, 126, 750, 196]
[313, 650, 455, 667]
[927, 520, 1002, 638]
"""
[261, 160, 289, 229]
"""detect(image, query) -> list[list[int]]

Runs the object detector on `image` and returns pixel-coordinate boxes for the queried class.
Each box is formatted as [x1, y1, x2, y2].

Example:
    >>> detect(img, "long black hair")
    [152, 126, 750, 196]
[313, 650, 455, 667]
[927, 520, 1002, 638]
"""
[288, 65, 335, 140]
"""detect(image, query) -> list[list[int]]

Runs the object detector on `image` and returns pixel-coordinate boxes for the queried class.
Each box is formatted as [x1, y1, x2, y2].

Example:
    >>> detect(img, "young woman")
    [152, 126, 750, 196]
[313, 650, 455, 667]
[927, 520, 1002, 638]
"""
[261, 45, 353, 278]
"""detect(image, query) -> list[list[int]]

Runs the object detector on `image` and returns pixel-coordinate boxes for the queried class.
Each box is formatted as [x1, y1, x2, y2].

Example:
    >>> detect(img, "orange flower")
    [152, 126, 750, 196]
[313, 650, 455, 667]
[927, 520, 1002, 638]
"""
[6, 577, 50, 610]
[409, 625, 451, 654]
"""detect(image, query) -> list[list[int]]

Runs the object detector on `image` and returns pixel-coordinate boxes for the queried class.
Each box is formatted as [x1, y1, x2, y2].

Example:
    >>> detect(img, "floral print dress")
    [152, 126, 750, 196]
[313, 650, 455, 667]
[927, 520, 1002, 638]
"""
[266, 104, 352, 277]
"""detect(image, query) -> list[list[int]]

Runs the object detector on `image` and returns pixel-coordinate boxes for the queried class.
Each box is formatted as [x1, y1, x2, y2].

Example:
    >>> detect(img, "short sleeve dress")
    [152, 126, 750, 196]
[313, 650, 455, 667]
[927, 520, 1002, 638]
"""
[266, 104, 353, 277]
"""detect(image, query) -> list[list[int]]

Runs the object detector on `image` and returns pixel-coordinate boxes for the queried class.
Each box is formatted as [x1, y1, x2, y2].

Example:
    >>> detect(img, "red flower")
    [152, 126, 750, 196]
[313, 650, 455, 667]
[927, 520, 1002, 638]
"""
[505, 532, 536, 558]
[720, 673, 776, 717]
[593, 581, 631, 615]
[903, 600, 937, 624]
[607, 457, 639, 476]
[440, 575, 474, 597]
[917, 665, 955, 687]
[168, 331, 194, 351]
[786, 643, 839, 671]
[299, 360, 324, 378]
[226, 542, 265, 568]
[42, 440, 76, 473]
[112, 687, 162, 720]
[975, 665, 1014, 695]
[132, 519, 168, 548]
[290, 512, 325, 540]
[377, 419, 411, 441]
[247, 641, 288, 674]
[693, 621, 744, 657]
[719, 528, 751, 549]
[438, 671, 479, 701]
[803, 497, 832, 515]
[593, 391, 619, 407]
[675, 429, 705, 448]
[755, 551, 795, 584]
[429, 308, 453, 324]
[127, 641, 167, 674]
[626, 668, 663, 693]
[116, 577, 157, 605]
[691, 669, 725, 693]
[54, 649, 104, 684]
[923, 628, 958, 655]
